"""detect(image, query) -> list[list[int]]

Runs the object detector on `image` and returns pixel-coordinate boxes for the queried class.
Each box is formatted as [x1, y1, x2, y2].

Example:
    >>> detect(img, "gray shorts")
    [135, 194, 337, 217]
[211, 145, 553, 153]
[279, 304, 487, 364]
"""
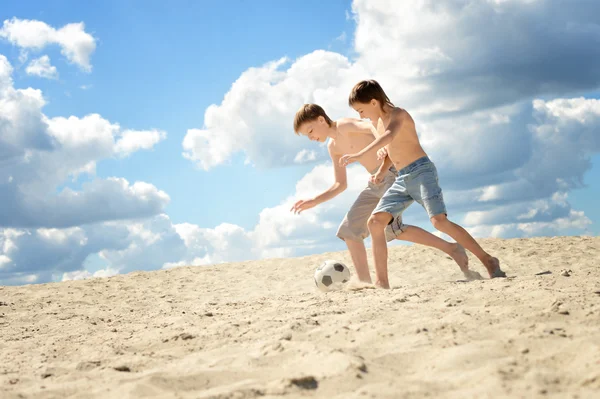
[336, 167, 400, 243]
[373, 156, 447, 225]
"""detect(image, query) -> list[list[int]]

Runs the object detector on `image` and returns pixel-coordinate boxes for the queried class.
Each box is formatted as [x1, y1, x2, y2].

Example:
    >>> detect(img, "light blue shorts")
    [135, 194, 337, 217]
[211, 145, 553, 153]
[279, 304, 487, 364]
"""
[373, 156, 447, 238]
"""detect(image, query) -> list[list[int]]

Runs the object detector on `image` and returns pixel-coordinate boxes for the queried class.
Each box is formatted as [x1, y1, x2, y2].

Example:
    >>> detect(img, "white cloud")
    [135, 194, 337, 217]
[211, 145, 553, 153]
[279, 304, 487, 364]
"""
[0, 18, 96, 71]
[180, 0, 600, 247]
[466, 209, 591, 239]
[3, 1, 600, 285]
[0, 218, 137, 284]
[2, 118, 596, 285]
[0, 163, 373, 284]
[0, 254, 11, 269]
[334, 32, 347, 43]
[1, 53, 14, 86]
[184, 0, 600, 171]
[25, 55, 58, 79]
[114, 129, 167, 157]
[179, 93, 600, 266]
[182, 53, 368, 170]
[18, 50, 28, 65]
[353, 0, 600, 116]
[0, 55, 168, 229]
[294, 149, 317, 163]
[162, 256, 211, 270]
[61, 267, 119, 281]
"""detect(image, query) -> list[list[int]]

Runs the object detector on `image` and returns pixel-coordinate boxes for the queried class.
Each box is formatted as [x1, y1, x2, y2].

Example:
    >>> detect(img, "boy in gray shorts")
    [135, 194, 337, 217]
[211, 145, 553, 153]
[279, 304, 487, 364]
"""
[291, 104, 478, 284]
[340, 80, 506, 288]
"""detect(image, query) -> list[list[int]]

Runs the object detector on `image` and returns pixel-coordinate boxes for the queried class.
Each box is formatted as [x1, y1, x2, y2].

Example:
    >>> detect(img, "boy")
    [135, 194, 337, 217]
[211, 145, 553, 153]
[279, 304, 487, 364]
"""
[291, 103, 483, 284]
[339, 80, 506, 288]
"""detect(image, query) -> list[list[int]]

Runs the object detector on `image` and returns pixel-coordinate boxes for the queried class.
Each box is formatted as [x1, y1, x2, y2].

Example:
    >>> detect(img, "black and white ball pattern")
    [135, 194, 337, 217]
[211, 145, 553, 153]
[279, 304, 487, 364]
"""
[314, 260, 351, 291]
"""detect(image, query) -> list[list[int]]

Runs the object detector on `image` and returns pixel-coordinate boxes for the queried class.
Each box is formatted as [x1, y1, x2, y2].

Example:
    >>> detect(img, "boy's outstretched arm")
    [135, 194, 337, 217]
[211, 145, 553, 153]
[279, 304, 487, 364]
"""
[291, 143, 348, 214]
[339, 110, 406, 166]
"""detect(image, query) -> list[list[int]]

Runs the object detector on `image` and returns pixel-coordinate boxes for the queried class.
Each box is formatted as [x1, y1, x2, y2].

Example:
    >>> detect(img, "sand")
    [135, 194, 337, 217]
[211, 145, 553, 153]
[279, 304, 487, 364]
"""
[1, 236, 599, 399]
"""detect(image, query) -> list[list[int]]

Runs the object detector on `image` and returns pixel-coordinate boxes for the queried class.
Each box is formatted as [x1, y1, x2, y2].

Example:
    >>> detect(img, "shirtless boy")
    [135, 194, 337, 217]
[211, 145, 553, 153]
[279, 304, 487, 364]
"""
[339, 80, 506, 288]
[291, 104, 481, 284]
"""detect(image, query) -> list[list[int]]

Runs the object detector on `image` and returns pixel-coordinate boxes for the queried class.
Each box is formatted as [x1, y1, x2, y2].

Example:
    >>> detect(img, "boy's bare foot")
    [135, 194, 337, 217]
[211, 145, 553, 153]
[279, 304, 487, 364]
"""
[483, 256, 506, 278]
[374, 280, 390, 289]
[450, 243, 469, 271]
[345, 278, 376, 291]
[463, 269, 484, 281]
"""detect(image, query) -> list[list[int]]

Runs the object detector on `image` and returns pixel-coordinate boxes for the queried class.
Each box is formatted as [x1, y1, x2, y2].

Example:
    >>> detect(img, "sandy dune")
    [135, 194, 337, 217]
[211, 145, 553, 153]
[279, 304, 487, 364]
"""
[1, 236, 599, 398]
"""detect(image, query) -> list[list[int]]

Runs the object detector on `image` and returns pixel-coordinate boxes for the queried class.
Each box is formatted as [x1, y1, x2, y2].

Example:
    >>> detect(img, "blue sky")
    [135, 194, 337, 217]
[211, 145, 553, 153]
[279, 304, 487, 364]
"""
[2, 0, 355, 229]
[1, 0, 599, 285]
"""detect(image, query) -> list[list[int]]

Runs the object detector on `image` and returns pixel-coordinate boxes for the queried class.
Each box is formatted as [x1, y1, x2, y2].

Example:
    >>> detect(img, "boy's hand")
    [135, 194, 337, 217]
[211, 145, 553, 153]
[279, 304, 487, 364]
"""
[339, 153, 362, 167]
[370, 171, 385, 185]
[290, 198, 317, 214]
[377, 147, 388, 160]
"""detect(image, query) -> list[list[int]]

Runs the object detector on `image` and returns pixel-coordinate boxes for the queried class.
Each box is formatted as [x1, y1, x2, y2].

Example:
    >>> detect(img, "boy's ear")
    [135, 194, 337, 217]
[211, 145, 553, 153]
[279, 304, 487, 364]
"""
[371, 99, 378, 107]
[317, 116, 325, 124]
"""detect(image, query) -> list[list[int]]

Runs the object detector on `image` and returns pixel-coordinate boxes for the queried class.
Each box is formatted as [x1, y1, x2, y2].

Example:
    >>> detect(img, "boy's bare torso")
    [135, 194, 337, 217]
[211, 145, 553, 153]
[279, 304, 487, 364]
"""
[330, 124, 382, 173]
[377, 108, 428, 171]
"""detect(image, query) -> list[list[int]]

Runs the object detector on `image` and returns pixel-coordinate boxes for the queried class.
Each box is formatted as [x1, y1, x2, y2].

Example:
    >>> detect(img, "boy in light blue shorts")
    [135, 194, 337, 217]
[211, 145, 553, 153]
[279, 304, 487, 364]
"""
[340, 80, 506, 288]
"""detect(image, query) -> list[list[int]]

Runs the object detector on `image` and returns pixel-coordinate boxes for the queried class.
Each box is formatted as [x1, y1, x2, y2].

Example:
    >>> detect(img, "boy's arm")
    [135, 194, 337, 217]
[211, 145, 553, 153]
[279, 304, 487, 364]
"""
[377, 153, 393, 174]
[370, 154, 394, 184]
[337, 118, 378, 137]
[291, 143, 348, 214]
[339, 110, 407, 166]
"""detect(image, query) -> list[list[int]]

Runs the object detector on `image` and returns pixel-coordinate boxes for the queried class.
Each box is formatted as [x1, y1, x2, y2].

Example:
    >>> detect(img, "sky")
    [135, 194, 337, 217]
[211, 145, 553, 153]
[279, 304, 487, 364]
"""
[1, 0, 599, 286]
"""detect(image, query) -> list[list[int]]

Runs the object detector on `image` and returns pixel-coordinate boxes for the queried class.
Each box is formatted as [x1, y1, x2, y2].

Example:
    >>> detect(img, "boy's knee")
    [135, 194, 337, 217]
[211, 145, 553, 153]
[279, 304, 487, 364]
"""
[430, 213, 449, 230]
[368, 213, 391, 232]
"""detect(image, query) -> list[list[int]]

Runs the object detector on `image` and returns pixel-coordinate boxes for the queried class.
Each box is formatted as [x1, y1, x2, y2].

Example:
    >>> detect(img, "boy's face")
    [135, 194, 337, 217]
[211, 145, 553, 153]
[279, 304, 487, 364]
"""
[298, 117, 329, 143]
[351, 100, 380, 123]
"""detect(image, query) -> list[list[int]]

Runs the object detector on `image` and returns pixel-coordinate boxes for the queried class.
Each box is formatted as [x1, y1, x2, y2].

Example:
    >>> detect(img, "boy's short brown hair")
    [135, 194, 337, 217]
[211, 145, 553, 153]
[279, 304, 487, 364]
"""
[293, 104, 333, 134]
[348, 79, 395, 110]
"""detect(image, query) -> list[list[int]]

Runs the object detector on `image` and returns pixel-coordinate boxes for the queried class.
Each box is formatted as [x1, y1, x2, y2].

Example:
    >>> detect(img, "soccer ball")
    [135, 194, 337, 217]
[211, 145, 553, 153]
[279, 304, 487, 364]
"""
[314, 260, 351, 292]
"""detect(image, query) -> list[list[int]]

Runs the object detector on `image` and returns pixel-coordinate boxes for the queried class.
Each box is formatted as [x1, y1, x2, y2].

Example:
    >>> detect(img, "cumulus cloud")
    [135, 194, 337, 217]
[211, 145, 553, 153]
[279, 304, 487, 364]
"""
[182, 54, 367, 170]
[175, 0, 600, 272]
[294, 149, 318, 164]
[0, 164, 372, 285]
[1, 178, 169, 229]
[0, 18, 96, 71]
[0, 223, 129, 285]
[352, 0, 600, 117]
[114, 129, 167, 157]
[3, 108, 596, 285]
[183, 0, 600, 170]
[62, 267, 119, 281]
[180, 0, 600, 245]
[25, 55, 58, 79]
[0, 55, 169, 229]
[3, 1, 600, 285]
[1, 214, 197, 285]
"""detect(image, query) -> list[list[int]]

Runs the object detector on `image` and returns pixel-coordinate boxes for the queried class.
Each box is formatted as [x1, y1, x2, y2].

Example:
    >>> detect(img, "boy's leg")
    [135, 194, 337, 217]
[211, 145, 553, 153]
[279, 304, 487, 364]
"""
[367, 212, 394, 288]
[390, 224, 470, 272]
[430, 214, 504, 278]
[408, 159, 506, 278]
[344, 239, 371, 283]
[336, 176, 396, 283]
[367, 174, 414, 289]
